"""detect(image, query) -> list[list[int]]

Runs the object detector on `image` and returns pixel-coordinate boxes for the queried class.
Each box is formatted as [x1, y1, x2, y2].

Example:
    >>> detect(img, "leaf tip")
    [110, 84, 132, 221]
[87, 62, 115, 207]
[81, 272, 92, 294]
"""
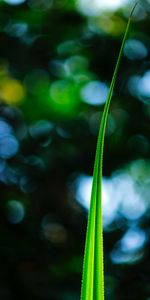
[130, 2, 139, 19]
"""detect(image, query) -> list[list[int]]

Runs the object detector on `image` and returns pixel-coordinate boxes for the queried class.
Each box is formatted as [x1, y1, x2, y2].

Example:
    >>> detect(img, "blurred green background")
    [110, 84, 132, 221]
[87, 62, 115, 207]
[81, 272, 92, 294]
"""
[0, 0, 150, 299]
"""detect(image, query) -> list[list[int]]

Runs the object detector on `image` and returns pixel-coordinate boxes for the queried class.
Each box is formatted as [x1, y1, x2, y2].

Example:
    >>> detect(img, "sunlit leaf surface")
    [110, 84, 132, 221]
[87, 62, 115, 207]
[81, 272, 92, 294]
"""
[80, 5, 137, 299]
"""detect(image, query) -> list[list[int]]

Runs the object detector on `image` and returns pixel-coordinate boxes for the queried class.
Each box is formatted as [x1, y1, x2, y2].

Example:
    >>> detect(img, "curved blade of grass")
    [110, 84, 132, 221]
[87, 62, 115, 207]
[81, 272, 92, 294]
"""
[80, 4, 138, 300]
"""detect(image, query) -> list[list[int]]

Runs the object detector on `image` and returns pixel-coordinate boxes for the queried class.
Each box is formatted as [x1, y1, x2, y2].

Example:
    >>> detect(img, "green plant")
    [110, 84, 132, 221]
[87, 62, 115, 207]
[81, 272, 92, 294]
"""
[80, 3, 138, 300]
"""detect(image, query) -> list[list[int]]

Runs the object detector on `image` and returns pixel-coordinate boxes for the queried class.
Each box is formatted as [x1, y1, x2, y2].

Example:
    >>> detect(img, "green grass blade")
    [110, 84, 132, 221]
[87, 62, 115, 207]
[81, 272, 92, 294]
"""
[80, 5, 137, 300]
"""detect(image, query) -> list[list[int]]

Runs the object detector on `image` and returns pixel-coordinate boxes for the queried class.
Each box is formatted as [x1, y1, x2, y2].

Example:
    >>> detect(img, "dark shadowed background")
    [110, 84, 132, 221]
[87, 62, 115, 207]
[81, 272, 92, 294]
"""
[0, 0, 150, 299]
